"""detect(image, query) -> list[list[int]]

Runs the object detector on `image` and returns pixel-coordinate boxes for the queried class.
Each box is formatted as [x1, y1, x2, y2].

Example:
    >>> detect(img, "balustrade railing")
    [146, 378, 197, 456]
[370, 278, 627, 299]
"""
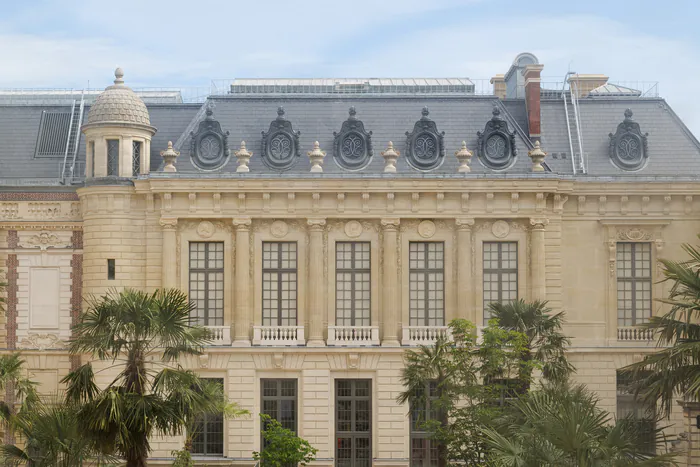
[401, 326, 451, 346]
[253, 326, 305, 346]
[617, 326, 654, 342]
[327, 326, 380, 346]
[205, 326, 231, 346]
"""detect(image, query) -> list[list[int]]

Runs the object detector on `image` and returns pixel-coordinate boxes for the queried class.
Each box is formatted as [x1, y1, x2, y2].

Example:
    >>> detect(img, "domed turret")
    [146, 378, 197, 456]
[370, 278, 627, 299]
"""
[82, 68, 157, 179]
[86, 68, 153, 127]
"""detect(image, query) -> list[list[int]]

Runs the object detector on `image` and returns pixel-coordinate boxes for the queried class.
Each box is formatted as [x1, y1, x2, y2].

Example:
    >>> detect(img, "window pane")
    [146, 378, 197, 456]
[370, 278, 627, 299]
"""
[188, 242, 224, 326]
[107, 140, 119, 176]
[483, 242, 518, 319]
[262, 242, 297, 326]
[191, 378, 224, 456]
[132, 140, 141, 177]
[336, 379, 372, 467]
[617, 243, 652, 326]
[409, 242, 444, 326]
[335, 242, 371, 326]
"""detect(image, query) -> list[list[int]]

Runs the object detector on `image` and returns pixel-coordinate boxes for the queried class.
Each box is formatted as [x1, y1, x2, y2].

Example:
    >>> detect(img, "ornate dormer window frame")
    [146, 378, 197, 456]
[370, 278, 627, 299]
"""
[332, 107, 373, 171]
[477, 105, 518, 171]
[261, 107, 301, 171]
[404, 107, 445, 171]
[608, 109, 649, 171]
[189, 103, 230, 171]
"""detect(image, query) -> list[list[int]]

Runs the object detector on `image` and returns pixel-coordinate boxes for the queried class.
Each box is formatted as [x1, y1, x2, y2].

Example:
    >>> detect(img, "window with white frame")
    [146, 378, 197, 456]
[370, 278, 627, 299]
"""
[617, 242, 652, 326]
[483, 242, 518, 319]
[336, 242, 371, 327]
[409, 242, 445, 327]
[262, 242, 298, 326]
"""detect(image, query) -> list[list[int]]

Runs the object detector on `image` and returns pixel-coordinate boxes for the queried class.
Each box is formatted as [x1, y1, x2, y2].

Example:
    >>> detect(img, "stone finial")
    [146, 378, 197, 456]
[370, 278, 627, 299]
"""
[307, 141, 326, 173]
[454, 141, 473, 173]
[381, 141, 400, 173]
[161, 141, 179, 173]
[234, 141, 252, 173]
[114, 67, 124, 85]
[528, 140, 547, 172]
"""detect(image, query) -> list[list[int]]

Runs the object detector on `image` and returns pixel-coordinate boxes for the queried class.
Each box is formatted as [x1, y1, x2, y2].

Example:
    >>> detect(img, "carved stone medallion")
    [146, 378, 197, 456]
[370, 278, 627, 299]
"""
[492, 220, 510, 238]
[196, 221, 215, 239]
[344, 220, 363, 238]
[418, 220, 437, 239]
[270, 220, 289, 238]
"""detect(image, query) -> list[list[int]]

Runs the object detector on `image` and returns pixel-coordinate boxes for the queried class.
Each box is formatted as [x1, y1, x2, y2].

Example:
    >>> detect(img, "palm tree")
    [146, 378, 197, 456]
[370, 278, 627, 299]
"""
[483, 383, 676, 467]
[623, 239, 700, 417]
[488, 299, 575, 390]
[63, 288, 242, 467]
[0, 398, 116, 467]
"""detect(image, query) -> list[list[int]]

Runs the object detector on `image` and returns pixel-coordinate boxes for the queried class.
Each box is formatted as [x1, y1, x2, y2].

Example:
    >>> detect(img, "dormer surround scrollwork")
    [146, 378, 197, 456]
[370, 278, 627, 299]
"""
[190, 102, 230, 171]
[261, 107, 301, 171]
[405, 107, 445, 171]
[477, 104, 518, 170]
[333, 107, 373, 170]
[608, 108, 649, 171]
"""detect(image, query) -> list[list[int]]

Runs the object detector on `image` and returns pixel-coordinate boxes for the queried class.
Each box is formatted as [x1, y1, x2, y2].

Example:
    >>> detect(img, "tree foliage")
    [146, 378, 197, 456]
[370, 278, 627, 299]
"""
[623, 238, 700, 416]
[253, 414, 318, 467]
[483, 383, 677, 467]
[62, 288, 244, 467]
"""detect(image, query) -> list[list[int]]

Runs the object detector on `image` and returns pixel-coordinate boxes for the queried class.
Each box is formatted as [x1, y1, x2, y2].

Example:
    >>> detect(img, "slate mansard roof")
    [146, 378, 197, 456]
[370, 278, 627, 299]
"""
[0, 82, 699, 185]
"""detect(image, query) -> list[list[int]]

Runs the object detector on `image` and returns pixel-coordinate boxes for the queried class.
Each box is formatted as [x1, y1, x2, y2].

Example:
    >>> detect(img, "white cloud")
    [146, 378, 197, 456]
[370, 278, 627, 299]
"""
[0, 6, 698, 136]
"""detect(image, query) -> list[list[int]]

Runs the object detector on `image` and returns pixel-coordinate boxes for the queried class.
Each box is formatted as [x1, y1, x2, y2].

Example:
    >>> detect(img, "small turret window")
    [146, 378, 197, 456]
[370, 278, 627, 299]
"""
[132, 141, 142, 177]
[107, 140, 119, 176]
[89, 141, 95, 177]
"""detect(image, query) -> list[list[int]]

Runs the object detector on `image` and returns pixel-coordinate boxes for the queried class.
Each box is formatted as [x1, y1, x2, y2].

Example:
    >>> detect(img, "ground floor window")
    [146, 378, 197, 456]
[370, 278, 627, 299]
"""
[336, 379, 371, 467]
[191, 378, 224, 456]
[617, 371, 656, 454]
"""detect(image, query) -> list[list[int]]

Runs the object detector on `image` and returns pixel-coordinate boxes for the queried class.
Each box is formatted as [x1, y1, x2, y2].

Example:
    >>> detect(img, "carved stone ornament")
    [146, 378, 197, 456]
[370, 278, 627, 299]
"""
[270, 220, 289, 238]
[19, 231, 70, 250]
[617, 227, 652, 241]
[333, 106, 373, 170]
[190, 102, 230, 171]
[261, 107, 301, 171]
[608, 109, 649, 170]
[477, 105, 518, 170]
[417, 220, 437, 239]
[18, 333, 64, 350]
[344, 220, 363, 238]
[405, 107, 445, 171]
[196, 221, 216, 239]
[491, 220, 510, 238]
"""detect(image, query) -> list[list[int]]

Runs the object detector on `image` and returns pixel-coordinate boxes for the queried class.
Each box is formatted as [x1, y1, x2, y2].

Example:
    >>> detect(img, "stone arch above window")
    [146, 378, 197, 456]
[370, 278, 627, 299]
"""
[405, 107, 445, 171]
[189, 103, 230, 171]
[609, 109, 649, 171]
[477, 105, 518, 170]
[261, 107, 301, 171]
[333, 107, 373, 170]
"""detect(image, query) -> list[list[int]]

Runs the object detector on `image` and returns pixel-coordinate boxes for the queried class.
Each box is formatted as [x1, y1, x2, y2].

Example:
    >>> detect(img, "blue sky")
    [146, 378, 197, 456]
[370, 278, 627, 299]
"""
[2, 0, 699, 133]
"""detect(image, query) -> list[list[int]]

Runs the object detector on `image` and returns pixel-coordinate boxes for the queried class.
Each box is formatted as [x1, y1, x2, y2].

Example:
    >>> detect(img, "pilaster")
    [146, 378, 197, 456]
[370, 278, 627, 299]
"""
[307, 218, 326, 346]
[159, 217, 178, 289]
[455, 218, 475, 321]
[529, 217, 548, 301]
[233, 217, 252, 347]
[381, 218, 400, 346]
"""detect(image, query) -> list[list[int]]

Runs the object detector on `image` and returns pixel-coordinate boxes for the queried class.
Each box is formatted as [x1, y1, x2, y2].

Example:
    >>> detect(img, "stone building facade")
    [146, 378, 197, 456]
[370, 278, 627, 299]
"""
[1, 54, 700, 465]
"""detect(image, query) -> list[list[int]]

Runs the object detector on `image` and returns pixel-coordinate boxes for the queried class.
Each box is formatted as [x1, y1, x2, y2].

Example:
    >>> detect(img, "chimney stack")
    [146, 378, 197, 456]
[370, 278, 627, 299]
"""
[523, 63, 544, 142]
[491, 74, 506, 99]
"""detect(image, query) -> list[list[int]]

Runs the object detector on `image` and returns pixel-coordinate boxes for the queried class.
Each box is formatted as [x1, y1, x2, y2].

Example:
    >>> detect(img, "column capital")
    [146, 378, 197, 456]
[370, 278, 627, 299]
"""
[232, 217, 252, 230]
[306, 218, 327, 231]
[455, 217, 475, 230]
[380, 218, 401, 230]
[159, 217, 178, 230]
[529, 217, 550, 229]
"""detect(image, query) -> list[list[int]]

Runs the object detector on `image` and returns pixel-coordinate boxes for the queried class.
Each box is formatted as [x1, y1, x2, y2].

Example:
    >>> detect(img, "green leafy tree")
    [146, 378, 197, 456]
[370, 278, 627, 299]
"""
[253, 414, 318, 467]
[623, 238, 700, 416]
[398, 319, 532, 467]
[483, 383, 677, 467]
[63, 288, 243, 467]
[488, 299, 575, 391]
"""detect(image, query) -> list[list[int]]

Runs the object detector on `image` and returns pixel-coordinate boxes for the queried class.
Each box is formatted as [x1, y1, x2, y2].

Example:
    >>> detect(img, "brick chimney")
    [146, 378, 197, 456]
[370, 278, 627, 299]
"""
[523, 64, 544, 141]
[490, 74, 506, 99]
[568, 74, 609, 98]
